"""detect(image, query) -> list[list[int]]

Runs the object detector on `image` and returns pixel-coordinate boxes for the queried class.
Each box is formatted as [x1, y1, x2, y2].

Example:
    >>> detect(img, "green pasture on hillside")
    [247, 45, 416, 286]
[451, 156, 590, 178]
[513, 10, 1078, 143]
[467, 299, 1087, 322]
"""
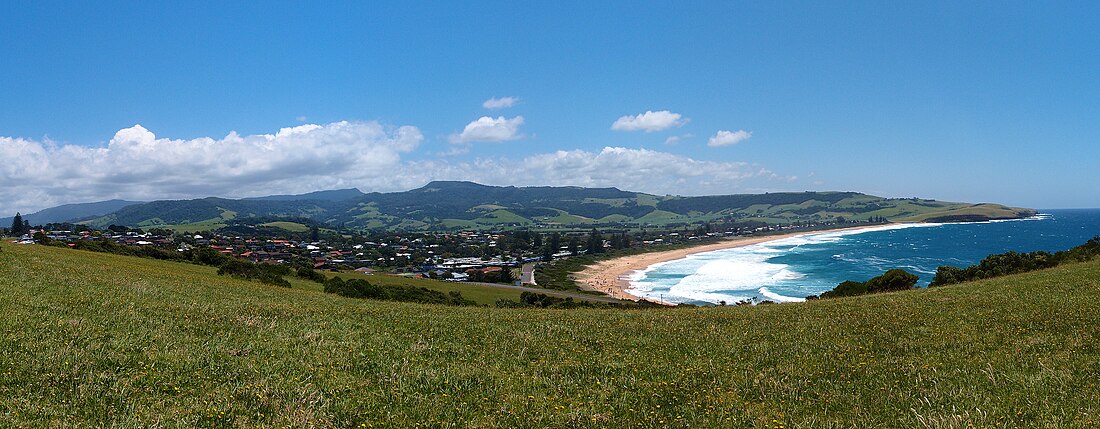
[0, 241, 1097, 427]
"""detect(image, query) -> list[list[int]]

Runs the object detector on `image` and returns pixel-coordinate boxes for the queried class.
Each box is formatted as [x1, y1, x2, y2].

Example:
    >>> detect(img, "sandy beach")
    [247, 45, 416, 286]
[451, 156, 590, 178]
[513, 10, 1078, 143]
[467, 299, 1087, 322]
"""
[574, 224, 891, 304]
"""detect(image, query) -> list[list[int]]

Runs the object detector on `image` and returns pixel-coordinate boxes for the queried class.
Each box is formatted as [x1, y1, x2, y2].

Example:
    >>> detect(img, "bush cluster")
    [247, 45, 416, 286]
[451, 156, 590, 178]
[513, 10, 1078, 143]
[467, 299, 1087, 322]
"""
[494, 291, 666, 309]
[930, 236, 1100, 287]
[322, 277, 475, 306]
[216, 259, 292, 287]
[296, 266, 327, 283]
[74, 240, 189, 262]
[69, 239, 241, 268]
[813, 269, 919, 299]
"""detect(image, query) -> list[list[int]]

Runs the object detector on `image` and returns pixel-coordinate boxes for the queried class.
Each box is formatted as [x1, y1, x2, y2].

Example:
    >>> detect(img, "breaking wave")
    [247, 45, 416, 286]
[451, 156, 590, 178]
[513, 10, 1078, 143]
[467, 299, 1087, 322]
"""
[626, 212, 1088, 305]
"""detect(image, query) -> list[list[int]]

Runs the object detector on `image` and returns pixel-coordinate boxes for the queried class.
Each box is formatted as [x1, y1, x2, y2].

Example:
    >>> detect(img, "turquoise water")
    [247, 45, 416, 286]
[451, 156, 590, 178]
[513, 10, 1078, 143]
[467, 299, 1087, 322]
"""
[627, 209, 1100, 305]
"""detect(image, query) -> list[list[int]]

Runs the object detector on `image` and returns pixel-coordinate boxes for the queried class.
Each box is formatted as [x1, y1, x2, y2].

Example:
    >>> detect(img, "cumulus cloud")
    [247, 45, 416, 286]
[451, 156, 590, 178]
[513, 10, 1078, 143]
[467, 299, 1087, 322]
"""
[482, 96, 519, 109]
[708, 129, 752, 147]
[0, 123, 792, 214]
[401, 147, 783, 197]
[0, 121, 422, 214]
[450, 116, 525, 144]
[611, 110, 687, 132]
[664, 133, 694, 145]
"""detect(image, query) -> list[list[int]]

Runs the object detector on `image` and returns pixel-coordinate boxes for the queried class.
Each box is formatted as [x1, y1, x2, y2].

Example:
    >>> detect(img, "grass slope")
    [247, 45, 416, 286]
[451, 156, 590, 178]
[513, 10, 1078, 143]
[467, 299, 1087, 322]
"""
[1, 242, 1098, 427]
[142, 218, 229, 233]
[257, 221, 310, 233]
[898, 203, 1031, 222]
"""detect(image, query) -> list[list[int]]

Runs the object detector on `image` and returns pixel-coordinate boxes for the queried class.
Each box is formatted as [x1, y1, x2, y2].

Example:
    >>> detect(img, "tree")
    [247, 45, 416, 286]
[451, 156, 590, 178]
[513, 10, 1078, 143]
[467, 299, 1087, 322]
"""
[10, 213, 26, 236]
[610, 234, 622, 250]
[567, 236, 579, 256]
[549, 232, 561, 253]
[586, 228, 604, 254]
[498, 266, 516, 284]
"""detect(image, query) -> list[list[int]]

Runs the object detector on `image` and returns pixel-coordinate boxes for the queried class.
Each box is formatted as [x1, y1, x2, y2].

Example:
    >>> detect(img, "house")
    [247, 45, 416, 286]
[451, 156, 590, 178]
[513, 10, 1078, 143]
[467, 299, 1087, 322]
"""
[447, 272, 470, 282]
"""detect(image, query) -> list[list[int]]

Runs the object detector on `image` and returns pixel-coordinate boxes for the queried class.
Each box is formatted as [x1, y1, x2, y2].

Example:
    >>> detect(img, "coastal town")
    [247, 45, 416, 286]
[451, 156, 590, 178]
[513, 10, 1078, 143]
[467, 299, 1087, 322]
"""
[6, 217, 873, 290]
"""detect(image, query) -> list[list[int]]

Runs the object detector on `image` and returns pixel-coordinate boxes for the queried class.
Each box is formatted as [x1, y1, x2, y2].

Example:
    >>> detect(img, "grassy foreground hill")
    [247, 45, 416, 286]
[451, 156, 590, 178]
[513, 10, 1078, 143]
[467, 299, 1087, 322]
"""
[2, 242, 1098, 428]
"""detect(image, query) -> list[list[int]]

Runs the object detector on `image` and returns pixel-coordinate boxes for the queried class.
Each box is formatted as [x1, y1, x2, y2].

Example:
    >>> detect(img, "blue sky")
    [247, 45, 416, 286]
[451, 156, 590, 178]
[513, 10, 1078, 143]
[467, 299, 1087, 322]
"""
[1, 1, 1097, 213]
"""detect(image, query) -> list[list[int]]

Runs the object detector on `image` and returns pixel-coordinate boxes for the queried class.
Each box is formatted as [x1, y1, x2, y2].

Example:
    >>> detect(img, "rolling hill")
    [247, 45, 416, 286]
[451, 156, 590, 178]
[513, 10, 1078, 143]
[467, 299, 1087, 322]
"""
[61, 181, 1035, 231]
[1, 236, 1096, 426]
[0, 199, 143, 226]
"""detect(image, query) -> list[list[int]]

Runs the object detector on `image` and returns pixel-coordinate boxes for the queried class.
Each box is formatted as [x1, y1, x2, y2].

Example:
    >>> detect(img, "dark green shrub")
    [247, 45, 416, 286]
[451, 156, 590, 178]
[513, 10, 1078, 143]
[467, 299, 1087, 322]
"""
[296, 267, 327, 283]
[866, 269, 919, 293]
[322, 277, 475, 306]
[217, 259, 291, 287]
[929, 237, 1100, 287]
[821, 269, 916, 299]
[820, 280, 868, 299]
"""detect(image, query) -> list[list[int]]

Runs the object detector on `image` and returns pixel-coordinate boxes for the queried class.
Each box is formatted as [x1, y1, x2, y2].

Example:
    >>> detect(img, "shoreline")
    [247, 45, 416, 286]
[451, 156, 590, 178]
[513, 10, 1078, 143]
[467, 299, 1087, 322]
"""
[573, 224, 896, 304]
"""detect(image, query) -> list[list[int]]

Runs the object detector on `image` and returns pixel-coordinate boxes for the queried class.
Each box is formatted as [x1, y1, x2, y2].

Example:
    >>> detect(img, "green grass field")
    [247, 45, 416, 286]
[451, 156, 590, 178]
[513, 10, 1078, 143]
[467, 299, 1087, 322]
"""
[136, 218, 230, 233]
[1, 241, 1098, 427]
[258, 222, 311, 233]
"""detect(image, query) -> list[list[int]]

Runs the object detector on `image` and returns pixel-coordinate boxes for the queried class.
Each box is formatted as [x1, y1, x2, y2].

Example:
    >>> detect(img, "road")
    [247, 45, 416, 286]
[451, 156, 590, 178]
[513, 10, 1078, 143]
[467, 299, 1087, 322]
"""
[520, 262, 536, 285]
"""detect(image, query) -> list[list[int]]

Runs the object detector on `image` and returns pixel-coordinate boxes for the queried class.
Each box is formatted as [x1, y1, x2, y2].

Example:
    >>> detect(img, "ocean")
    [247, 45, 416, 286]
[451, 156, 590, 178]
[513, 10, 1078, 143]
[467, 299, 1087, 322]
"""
[626, 209, 1100, 305]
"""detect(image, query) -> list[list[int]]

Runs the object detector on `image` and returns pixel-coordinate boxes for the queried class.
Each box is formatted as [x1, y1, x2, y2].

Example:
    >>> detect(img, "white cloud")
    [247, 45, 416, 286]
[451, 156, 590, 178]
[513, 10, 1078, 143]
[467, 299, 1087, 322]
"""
[482, 96, 519, 109]
[0, 121, 422, 214]
[450, 116, 525, 144]
[611, 110, 687, 132]
[708, 129, 752, 147]
[0, 123, 793, 215]
[401, 147, 785, 196]
[664, 133, 694, 145]
[295, 116, 307, 122]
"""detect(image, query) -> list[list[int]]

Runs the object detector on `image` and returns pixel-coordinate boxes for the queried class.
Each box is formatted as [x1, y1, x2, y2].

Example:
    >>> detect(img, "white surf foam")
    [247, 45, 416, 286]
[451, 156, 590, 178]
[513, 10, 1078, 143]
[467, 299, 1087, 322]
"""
[628, 223, 945, 304]
[759, 287, 806, 303]
[947, 213, 1051, 225]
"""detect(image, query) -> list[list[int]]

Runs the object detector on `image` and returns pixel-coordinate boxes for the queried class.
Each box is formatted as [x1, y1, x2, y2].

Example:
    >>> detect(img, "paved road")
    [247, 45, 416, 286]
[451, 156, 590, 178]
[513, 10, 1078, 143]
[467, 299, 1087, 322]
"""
[458, 281, 627, 304]
[520, 262, 536, 285]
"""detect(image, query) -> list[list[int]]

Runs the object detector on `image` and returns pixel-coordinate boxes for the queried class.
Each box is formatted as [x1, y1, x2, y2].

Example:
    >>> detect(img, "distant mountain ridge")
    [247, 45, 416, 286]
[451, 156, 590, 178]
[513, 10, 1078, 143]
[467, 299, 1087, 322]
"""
[2, 199, 144, 226]
[243, 188, 365, 202]
[18, 181, 1035, 232]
